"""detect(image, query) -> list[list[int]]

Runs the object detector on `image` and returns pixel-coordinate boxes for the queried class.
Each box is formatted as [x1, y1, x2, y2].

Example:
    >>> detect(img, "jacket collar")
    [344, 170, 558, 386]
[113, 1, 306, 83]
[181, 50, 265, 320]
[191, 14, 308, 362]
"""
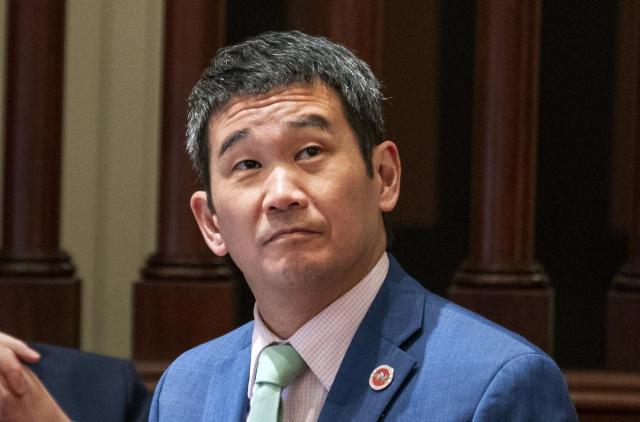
[319, 254, 425, 421]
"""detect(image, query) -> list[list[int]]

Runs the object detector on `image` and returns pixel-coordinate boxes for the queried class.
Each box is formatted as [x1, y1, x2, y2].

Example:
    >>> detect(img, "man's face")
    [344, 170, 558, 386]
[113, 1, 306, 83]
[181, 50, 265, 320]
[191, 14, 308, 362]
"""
[192, 82, 399, 298]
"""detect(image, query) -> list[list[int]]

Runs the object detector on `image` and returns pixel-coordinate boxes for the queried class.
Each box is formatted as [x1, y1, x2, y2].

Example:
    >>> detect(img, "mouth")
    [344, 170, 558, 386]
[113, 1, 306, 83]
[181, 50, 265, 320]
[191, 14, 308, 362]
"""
[264, 227, 320, 244]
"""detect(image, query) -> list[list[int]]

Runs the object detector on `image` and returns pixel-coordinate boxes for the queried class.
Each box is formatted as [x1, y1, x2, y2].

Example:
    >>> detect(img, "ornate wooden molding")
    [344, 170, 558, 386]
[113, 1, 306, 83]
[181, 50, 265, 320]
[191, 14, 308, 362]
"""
[566, 370, 640, 420]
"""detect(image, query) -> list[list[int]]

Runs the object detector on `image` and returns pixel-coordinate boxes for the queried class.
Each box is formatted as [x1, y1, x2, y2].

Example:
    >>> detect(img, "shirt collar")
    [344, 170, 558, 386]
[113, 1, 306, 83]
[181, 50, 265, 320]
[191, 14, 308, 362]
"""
[248, 252, 389, 397]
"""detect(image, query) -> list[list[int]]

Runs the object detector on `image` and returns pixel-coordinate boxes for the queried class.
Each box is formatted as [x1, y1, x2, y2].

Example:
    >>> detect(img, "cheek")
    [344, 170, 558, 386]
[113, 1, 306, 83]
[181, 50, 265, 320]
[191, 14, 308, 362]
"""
[213, 194, 258, 244]
[318, 176, 378, 226]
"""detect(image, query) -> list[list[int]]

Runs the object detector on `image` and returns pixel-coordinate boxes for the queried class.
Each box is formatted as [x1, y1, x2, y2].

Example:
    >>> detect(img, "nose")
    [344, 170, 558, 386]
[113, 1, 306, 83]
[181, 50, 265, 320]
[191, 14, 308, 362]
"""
[262, 166, 309, 212]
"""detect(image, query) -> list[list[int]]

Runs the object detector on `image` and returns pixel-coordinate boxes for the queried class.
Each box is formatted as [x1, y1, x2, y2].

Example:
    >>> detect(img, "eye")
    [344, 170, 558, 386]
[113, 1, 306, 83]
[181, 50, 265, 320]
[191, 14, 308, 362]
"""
[233, 159, 261, 170]
[297, 146, 322, 160]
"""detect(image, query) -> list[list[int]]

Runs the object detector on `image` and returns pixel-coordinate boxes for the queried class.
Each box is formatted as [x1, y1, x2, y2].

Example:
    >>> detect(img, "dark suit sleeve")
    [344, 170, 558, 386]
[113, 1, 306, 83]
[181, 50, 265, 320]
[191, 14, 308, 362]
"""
[29, 344, 150, 422]
[121, 359, 151, 422]
[472, 353, 578, 421]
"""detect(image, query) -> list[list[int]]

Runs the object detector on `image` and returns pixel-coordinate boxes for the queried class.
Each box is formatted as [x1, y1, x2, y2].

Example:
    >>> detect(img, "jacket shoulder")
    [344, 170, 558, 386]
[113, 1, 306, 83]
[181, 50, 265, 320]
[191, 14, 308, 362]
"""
[150, 321, 253, 421]
[389, 278, 575, 420]
[171, 320, 253, 368]
[422, 290, 545, 359]
[157, 320, 253, 391]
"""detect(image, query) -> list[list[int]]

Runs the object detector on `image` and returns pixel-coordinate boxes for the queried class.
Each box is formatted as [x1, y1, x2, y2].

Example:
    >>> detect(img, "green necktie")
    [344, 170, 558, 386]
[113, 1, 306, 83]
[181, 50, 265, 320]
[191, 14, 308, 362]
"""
[247, 343, 307, 422]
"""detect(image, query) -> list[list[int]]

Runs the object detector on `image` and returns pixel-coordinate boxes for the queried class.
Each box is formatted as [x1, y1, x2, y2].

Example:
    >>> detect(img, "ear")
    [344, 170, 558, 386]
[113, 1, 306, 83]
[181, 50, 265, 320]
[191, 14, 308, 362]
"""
[190, 191, 228, 256]
[372, 140, 401, 212]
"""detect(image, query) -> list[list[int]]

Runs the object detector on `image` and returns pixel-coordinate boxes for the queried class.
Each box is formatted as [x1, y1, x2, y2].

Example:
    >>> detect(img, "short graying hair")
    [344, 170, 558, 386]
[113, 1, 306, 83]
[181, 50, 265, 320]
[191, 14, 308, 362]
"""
[186, 30, 385, 201]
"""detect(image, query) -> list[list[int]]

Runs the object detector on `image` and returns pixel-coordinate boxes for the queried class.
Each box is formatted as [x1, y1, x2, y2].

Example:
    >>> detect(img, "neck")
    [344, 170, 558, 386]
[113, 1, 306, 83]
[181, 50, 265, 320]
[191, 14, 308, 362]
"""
[257, 295, 334, 339]
[254, 249, 386, 339]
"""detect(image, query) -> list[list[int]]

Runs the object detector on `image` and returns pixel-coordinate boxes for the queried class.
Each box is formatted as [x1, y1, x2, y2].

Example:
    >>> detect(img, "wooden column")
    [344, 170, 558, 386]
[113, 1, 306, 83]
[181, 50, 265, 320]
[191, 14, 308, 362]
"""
[286, 0, 383, 74]
[606, 0, 640, 371]
[133, 0, 238, 366]
[0, 0, 79, 347]
[449, 0, 554, 352]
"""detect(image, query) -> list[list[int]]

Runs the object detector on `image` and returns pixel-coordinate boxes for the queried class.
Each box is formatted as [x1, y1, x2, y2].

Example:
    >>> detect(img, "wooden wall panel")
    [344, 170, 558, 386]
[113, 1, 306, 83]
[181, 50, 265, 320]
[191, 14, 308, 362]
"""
[567, 370, 640, 421]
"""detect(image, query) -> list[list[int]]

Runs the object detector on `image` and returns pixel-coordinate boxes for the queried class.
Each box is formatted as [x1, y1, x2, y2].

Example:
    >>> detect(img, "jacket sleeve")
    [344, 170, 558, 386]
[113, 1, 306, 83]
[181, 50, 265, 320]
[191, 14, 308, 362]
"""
[148, 368, 169, 422]
[472, 353, 578, 422]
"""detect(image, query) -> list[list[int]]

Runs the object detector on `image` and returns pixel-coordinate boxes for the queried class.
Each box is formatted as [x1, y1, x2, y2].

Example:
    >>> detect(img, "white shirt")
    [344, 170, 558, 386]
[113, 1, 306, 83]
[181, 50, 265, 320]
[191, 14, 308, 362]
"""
[248, 253, 389, 421]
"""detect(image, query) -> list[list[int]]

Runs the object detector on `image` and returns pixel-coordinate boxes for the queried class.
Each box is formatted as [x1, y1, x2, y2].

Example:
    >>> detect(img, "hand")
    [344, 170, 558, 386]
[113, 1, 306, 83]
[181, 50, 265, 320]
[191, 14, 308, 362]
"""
[0, 366, 70, 422]
[0, 332, 40, 396]
[0, 332, 69, 421]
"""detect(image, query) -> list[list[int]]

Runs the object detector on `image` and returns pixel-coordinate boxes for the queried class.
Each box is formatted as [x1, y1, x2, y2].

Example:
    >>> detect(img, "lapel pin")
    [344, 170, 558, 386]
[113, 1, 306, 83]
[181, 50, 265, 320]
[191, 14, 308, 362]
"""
[369, 364, 394, 391]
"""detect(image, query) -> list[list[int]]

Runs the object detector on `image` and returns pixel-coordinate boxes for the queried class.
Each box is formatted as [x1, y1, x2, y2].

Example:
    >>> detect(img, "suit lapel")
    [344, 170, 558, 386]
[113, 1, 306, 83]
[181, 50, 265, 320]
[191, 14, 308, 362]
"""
[319, 256, 425, 422]
[203, 328, 252, 422]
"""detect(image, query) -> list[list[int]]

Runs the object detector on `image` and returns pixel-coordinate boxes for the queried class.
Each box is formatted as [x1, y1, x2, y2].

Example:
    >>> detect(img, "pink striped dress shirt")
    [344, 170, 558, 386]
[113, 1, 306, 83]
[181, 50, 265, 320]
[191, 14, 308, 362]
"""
[248, 253, 390, 422]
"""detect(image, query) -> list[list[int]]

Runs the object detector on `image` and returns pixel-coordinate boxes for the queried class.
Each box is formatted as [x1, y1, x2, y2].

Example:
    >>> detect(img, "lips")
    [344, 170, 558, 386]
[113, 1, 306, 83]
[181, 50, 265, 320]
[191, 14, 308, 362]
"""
[264, 227, 320, 244]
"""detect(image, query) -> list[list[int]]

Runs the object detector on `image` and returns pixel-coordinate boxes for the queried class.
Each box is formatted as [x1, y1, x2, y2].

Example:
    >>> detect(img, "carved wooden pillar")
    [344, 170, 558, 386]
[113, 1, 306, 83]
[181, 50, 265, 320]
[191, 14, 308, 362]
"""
[606, 0, 640, 371]
[286, 0, 383, 74]
[449, 0, 554, 352]
[133, 0, 238, 366]
[0, 0, 79, 347]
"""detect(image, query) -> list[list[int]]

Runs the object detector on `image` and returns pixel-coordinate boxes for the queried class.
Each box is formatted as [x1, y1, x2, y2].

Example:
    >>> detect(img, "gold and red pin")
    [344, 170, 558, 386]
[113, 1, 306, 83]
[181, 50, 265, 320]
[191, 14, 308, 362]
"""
[369, 364, 394, 390]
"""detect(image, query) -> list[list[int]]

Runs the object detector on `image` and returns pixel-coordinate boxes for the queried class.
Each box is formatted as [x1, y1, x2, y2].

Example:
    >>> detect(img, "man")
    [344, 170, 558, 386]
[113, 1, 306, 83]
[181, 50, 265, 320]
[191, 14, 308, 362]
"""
[0, 331, 149, 421]
[151, 30, 577, 421]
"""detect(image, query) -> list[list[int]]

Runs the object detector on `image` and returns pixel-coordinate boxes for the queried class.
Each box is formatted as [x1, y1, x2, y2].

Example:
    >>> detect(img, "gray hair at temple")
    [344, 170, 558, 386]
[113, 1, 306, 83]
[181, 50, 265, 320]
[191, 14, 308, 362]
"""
[186, 30, 385, 203]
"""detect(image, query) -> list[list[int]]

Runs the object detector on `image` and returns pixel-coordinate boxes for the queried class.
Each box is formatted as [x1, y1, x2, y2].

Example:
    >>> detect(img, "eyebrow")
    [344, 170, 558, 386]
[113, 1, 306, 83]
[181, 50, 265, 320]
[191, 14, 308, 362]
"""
[284, 114, 332, 131]
[217, 114, 333, 158]
[218, 128, 250, 158]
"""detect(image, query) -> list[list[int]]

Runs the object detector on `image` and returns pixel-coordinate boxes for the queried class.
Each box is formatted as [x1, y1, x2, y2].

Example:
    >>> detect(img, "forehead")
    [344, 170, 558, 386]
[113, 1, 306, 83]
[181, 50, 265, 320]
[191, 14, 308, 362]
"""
[207, 82, 350, 147]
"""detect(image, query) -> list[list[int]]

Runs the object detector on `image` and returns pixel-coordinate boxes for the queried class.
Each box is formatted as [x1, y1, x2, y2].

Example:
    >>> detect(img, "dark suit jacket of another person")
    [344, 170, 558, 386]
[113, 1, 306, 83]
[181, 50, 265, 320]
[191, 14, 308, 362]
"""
[29, 343, 150, 422]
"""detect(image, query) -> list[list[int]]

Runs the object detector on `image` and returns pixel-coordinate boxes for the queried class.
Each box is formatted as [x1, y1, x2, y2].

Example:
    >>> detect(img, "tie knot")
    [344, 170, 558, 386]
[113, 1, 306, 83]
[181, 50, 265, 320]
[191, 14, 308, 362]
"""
[255, 343, 307, 388]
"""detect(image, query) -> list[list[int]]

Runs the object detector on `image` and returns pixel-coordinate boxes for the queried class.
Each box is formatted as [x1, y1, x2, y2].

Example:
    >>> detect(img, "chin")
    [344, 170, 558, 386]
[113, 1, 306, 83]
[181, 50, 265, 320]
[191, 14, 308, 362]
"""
[267, 255, 332, 287]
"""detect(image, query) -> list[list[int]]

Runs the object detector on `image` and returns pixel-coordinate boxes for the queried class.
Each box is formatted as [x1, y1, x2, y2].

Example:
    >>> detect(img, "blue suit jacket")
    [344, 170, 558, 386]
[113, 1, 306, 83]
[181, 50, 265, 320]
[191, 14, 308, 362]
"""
[150, 256, 577, 421]
[29, 344, 150, 422]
